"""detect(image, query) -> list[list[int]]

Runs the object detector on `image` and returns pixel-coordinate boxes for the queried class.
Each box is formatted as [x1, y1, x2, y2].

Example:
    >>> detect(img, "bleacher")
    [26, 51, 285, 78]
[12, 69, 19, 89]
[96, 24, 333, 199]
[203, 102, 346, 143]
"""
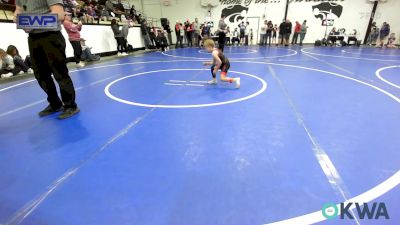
[0, 0, 153, 26]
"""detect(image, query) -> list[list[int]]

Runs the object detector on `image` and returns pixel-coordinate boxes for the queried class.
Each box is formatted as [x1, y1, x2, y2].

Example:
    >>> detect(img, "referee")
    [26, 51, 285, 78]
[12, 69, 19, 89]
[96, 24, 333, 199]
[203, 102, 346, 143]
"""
[218, 14, 227, 52]
[14, 0, 80, 119]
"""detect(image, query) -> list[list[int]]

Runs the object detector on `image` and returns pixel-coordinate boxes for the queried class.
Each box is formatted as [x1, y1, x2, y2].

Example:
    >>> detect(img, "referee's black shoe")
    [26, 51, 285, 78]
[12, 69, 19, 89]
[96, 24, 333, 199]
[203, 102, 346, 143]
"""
[38, 105, 63, 117]
[58, 107, 80, 120]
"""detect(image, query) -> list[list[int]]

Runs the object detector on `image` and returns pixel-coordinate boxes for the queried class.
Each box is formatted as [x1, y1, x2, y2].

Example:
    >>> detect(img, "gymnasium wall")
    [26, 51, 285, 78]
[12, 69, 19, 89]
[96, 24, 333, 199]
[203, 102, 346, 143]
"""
[139, 0, 399, 44]
[0, 22, 145, 59]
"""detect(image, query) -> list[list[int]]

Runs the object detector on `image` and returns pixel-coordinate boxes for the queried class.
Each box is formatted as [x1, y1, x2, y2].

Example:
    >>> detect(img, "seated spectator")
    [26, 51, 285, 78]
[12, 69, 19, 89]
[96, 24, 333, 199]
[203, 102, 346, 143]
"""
[75, 5, 85, 22]
[80, 38, 100, 61]
[6, 45, 32, 74]
[387, 33, 396, 48]
[128, 17, 137, 26]
[63, 0, 75, 12]
[348, 29, 358, 45]
[84, 6, 95, 23]
[89, 0, 98, 7]
[156, 30, 169, 52]
[114, 0, 125, 19]
[96, 5, 110, 21]
[105, 0, 114, 17]
[327, 27, 339, 46]
[0, 48, 19, 78]
[231, 28, 240, 46]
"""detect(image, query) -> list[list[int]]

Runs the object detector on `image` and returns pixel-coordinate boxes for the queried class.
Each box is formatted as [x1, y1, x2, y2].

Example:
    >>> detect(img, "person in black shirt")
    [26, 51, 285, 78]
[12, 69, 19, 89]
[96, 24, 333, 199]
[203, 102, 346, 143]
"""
[148, 23, 157, 47]
[162, 19, 172, 45]
[156, 30, 169, 52]
[218, 14, 227, 52]
[278, 20, 285, 46]
[129, 5, 136, 18]
[114, 0, 124, 20]
[283, 19, 292, 47]
[266, 21, 273, 46]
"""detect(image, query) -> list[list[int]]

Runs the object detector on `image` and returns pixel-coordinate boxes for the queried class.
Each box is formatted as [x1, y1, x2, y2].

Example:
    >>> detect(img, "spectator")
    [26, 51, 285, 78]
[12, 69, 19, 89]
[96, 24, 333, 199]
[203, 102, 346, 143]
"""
[348, 29, 358, 46]
[387, 33, 396, 48]
[231, 28, 240, 46]
[260, 20, 267, 46]
[75, 5, 85, 22]
[272, 24, 278, 45]
[163, 19, 172, 46]
[367, 22, 379, 46]
[377, 22, 390, 48]
[141, 20, 152, 49]
[193, 18, 200, 47]
[327, 27, 338, 46]
[80, 38, 100, 61]
[111, 19, 128, 55]
[283, 19, 292, 46]
[184, 19, 193, 47]
[121, 15, 129, 50]
[244, 22, 250, 46]
[114, 0, 125, 20]
[0, 48, 19, 78]
[225, 26, 231, 46]
[89, 0, 98, 7]
[175, 21, 184, 48]
[6, 45, 33, 74]
[292, 21, 301, 44]
[105, 0, 114, 17]
[278, 20, 285, 46]
[238, 21, 246, 45]
[129, 5, 136, 19]
[266, 20, 273, 46]
[85, 5, 95, 23]
[149, 22, 157, 47]
[201, 22, 211, 40]
[97, 5, 110, 21]
[156, 30, 169, 52]
[250, 28, 253, 45]
[63, 0, 75, 12]
[299, 20, 308, 46]
[80, 6, 90, 23]
[63, 13, 85, 67]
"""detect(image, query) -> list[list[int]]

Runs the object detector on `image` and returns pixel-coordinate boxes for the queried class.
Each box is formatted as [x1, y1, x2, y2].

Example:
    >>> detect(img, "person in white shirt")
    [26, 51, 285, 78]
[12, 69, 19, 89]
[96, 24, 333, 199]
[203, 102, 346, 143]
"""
[260, 20, 268, 46]
[244, 22, 250, 46]
[225, 26, 231, 46]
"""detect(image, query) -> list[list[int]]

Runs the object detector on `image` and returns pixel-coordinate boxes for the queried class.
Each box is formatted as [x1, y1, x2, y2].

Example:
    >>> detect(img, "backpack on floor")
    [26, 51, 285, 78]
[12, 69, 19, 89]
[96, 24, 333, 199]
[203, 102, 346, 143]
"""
[127, 44, 134, 52]
[314, 40, 322, 47]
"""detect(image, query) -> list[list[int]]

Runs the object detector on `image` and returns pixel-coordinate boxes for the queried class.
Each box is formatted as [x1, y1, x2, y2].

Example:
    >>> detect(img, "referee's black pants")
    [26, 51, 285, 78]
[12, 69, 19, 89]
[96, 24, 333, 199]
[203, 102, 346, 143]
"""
[218, 31, 226, 52]
[28, 31, 77, 109]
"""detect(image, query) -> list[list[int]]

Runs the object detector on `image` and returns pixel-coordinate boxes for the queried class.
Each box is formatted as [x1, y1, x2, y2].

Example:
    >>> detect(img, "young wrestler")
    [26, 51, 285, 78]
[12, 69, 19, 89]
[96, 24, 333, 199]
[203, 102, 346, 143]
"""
[202, 39, 240, 88]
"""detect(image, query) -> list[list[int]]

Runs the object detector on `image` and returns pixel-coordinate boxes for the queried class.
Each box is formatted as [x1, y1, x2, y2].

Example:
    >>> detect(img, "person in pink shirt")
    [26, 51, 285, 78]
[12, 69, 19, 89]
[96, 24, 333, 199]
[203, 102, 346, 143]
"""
[291, 21, 302, 45]
[63, 13, 85, 67]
